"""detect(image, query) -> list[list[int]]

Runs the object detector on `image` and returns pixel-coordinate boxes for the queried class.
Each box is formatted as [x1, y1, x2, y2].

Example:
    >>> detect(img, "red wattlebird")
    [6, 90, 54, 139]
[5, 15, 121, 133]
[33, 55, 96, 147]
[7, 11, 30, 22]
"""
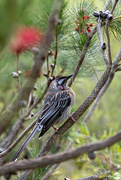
[12, 75, 75, 162]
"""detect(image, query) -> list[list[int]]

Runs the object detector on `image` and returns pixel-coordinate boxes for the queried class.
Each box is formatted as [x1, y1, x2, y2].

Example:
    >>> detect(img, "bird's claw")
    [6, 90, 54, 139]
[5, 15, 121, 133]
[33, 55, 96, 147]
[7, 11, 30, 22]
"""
[69, 112, 76, 122]
[52, 125, 58, 133]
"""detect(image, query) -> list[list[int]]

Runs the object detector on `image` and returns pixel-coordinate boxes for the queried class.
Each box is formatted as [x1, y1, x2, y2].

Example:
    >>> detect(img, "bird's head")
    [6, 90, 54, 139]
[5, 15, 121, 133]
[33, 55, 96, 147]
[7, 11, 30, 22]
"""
[49, 75, 73, 92]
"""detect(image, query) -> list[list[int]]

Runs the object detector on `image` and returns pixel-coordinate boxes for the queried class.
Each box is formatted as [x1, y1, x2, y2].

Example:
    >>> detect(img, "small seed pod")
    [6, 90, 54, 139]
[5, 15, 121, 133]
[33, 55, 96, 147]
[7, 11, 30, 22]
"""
[11, 72, 18, 78]
[102, 43, 107, 50]
[93, 11, 100, 17]
[57, 19, 62, 25]
[48, 50, 54, 56]
[33, 83, 38, 90]
[50, 63, 55, 69]
[103, 13, 108, 18]
[48, 76, 53, 81]
[43, 73, 49, 78]
[18, 70, 22, 75]
[31, 47, 39, 55]
[30, 112, 34, 117]
[107, 14, 113, 20]
[88, 151, 96, 160]
[99, 11, 104, 18]
[19, 100, 27, 107]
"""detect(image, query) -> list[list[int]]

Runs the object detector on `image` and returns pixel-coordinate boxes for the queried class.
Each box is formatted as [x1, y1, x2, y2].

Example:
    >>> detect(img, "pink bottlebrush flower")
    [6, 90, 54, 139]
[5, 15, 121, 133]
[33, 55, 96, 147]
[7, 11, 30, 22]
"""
[87, 27, 91, 33]
[10, 26, 44, 54]
[83, 15, 90, 20]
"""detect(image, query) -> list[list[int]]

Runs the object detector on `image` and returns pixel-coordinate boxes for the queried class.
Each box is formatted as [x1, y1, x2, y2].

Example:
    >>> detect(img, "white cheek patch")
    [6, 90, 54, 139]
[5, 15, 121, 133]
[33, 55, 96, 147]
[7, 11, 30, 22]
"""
[58, 79, 64, 85]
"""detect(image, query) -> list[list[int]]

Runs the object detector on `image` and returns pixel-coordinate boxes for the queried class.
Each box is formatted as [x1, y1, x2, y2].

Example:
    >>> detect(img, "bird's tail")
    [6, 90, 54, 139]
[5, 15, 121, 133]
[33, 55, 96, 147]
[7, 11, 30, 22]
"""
[11, 123, 43, 162]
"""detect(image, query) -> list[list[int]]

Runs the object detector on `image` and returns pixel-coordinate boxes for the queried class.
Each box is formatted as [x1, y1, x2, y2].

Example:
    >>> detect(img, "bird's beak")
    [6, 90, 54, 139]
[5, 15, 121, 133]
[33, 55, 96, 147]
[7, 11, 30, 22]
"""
[57, 75, 73, 85]
[65, 75, 73, 81]
[63, 75, 73, 84]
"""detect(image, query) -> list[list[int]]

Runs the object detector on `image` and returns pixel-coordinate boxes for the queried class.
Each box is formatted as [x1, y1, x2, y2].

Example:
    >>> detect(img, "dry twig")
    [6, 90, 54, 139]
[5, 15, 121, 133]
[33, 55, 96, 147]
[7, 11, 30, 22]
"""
[1, 130, 121, 175]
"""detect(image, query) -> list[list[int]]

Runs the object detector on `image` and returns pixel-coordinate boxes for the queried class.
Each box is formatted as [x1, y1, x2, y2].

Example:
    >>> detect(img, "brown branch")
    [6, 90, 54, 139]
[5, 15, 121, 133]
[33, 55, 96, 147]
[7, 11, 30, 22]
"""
[46, 55, 50, 76]
[51, 30, 58, 77]
[113, 48, 121, 64]
[105, 20, 112, 65]
[68, 36, 92, 87]
[97, 17, 109, 65]
[1, 130, 121, 175]
[0, 0, 63, 135]
[104, 0, 119, 65]
[111, 0, 119, 14]
[65, 166, 120, 180]
[65, 173, 108, 180]
[82, 60, 118, 124]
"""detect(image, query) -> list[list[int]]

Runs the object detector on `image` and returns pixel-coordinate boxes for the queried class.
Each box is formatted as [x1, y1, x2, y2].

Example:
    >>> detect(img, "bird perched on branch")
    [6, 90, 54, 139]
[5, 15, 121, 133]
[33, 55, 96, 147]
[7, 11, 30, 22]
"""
[12, 75, 75, 162]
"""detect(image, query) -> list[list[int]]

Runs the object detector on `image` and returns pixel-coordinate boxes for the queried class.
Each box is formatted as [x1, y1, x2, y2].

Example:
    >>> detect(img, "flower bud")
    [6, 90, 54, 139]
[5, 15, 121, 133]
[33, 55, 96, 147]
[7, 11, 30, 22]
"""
[12, 72, 18, 78]
[93, 11, 100, 17]
[48, 76, 53, 81]
[33, 84, 38, 90]
[50, 64, 55, 69]
[19, 100, 27, 107]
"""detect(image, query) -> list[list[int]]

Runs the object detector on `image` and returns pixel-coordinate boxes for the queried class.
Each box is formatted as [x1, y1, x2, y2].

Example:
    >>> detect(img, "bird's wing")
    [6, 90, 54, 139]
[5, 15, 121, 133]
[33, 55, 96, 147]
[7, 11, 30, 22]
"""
[38, 91, 71, 137]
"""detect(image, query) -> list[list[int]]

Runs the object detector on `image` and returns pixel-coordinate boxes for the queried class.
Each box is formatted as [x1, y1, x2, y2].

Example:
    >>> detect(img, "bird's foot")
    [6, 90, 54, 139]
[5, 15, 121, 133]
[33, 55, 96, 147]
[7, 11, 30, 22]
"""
[52, 125, 58, 132]
[69, 112, 76, 122]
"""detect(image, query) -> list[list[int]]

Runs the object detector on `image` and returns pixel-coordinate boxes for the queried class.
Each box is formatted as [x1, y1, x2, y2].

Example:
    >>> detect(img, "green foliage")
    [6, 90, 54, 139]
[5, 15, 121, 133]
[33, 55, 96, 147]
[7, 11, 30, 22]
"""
[69, 125, 121, 179]
[28, 148, 52, 180]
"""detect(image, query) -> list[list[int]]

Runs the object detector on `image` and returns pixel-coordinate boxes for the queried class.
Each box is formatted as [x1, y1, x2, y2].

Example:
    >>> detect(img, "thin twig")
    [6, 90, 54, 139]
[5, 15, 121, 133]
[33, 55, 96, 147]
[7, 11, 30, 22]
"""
[105, 20, 112, 65]
[1, 130, 121, 175]
[0, 119, 37, 158]
[111, 0, 119, 14]
[68, 166, 121, 180]
[51, 29, 58, 77]
[97, 17, 109, 65]
[82, 66, 115, 124]
[68, 36, 92, 87]
[65, 173, 108, 180]
[41, 142, 73, 180]
[47, 55, 50, 76]
[113, 48, 121, 64]
[26, 93, 32, 110]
